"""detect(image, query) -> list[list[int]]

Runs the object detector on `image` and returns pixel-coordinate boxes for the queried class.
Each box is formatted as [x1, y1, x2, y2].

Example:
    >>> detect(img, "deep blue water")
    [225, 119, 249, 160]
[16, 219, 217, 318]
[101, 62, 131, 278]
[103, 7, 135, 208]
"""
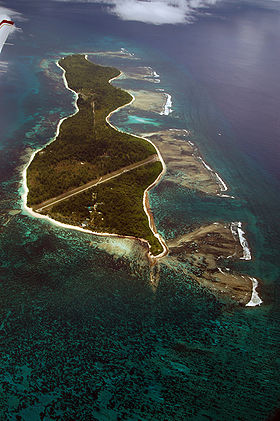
[1, 1, 280, 419]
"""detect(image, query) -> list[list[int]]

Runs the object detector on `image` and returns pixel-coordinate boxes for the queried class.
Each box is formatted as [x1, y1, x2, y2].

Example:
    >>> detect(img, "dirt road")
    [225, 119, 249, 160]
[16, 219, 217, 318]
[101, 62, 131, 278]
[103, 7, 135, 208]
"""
[33, 154, 159, 212]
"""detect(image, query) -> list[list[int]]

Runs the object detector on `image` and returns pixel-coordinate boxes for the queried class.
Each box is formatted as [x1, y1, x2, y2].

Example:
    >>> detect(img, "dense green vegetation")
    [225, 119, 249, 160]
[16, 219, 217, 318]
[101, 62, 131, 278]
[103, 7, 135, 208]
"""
[27, 55, 156, 206]
[26, 54, 164, 255]
[46, 161, 163, 256]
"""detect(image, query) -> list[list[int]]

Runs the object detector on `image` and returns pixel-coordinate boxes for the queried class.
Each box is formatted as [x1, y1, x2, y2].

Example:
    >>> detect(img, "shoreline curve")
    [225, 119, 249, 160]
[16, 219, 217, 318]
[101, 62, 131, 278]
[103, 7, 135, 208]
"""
[22, 54, 168, 260]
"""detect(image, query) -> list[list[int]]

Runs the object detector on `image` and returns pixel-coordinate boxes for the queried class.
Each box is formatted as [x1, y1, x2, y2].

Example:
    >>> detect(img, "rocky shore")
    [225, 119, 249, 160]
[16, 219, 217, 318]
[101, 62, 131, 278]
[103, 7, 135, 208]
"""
[165, 222, 258, 306]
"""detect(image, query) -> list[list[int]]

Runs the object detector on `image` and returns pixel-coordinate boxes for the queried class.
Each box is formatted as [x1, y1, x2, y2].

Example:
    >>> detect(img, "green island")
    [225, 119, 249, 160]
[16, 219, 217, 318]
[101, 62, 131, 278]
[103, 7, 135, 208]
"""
[27, 54, 164, 256]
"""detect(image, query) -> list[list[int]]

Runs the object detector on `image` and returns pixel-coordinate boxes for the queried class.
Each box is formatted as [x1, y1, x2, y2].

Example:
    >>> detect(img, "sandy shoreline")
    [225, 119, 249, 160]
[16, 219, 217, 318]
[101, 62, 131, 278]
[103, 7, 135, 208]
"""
[139, 129, 262, 306]
[106, 69, 168, 260]
[22, 54, 168, 260]
[21, 52, 262, 306]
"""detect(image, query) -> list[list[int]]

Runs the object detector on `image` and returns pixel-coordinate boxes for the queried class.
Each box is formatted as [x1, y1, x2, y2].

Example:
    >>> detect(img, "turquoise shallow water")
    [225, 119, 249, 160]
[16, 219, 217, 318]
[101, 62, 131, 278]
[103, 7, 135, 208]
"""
[124, 115, 160, 126]
[1, 1, 280, 419]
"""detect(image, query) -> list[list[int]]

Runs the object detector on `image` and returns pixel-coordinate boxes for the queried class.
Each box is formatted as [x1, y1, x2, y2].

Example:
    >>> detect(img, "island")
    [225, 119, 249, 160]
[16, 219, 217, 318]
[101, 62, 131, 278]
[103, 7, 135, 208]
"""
[26, 54, 165, 257]
[25, 52, 262, 307]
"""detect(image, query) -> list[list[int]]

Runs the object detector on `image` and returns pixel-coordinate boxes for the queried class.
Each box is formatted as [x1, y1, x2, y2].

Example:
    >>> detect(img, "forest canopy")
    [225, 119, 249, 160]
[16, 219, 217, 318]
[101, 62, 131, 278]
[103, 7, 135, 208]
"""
[27, 54, 156, 206]
[27, 54, 163, 256]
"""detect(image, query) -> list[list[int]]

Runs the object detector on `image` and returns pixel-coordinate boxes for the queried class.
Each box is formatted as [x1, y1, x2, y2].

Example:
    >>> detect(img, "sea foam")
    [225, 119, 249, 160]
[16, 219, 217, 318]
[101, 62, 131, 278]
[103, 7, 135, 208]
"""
[230, 222, 252, 260]
[198, 157, 228, 192]
[246, 277, 262, 306]
[160, 93, 173, 115]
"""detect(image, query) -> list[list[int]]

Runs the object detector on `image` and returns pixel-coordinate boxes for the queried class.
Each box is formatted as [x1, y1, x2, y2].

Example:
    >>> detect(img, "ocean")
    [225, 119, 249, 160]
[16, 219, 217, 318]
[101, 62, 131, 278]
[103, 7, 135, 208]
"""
[0, 1, 279, 419]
